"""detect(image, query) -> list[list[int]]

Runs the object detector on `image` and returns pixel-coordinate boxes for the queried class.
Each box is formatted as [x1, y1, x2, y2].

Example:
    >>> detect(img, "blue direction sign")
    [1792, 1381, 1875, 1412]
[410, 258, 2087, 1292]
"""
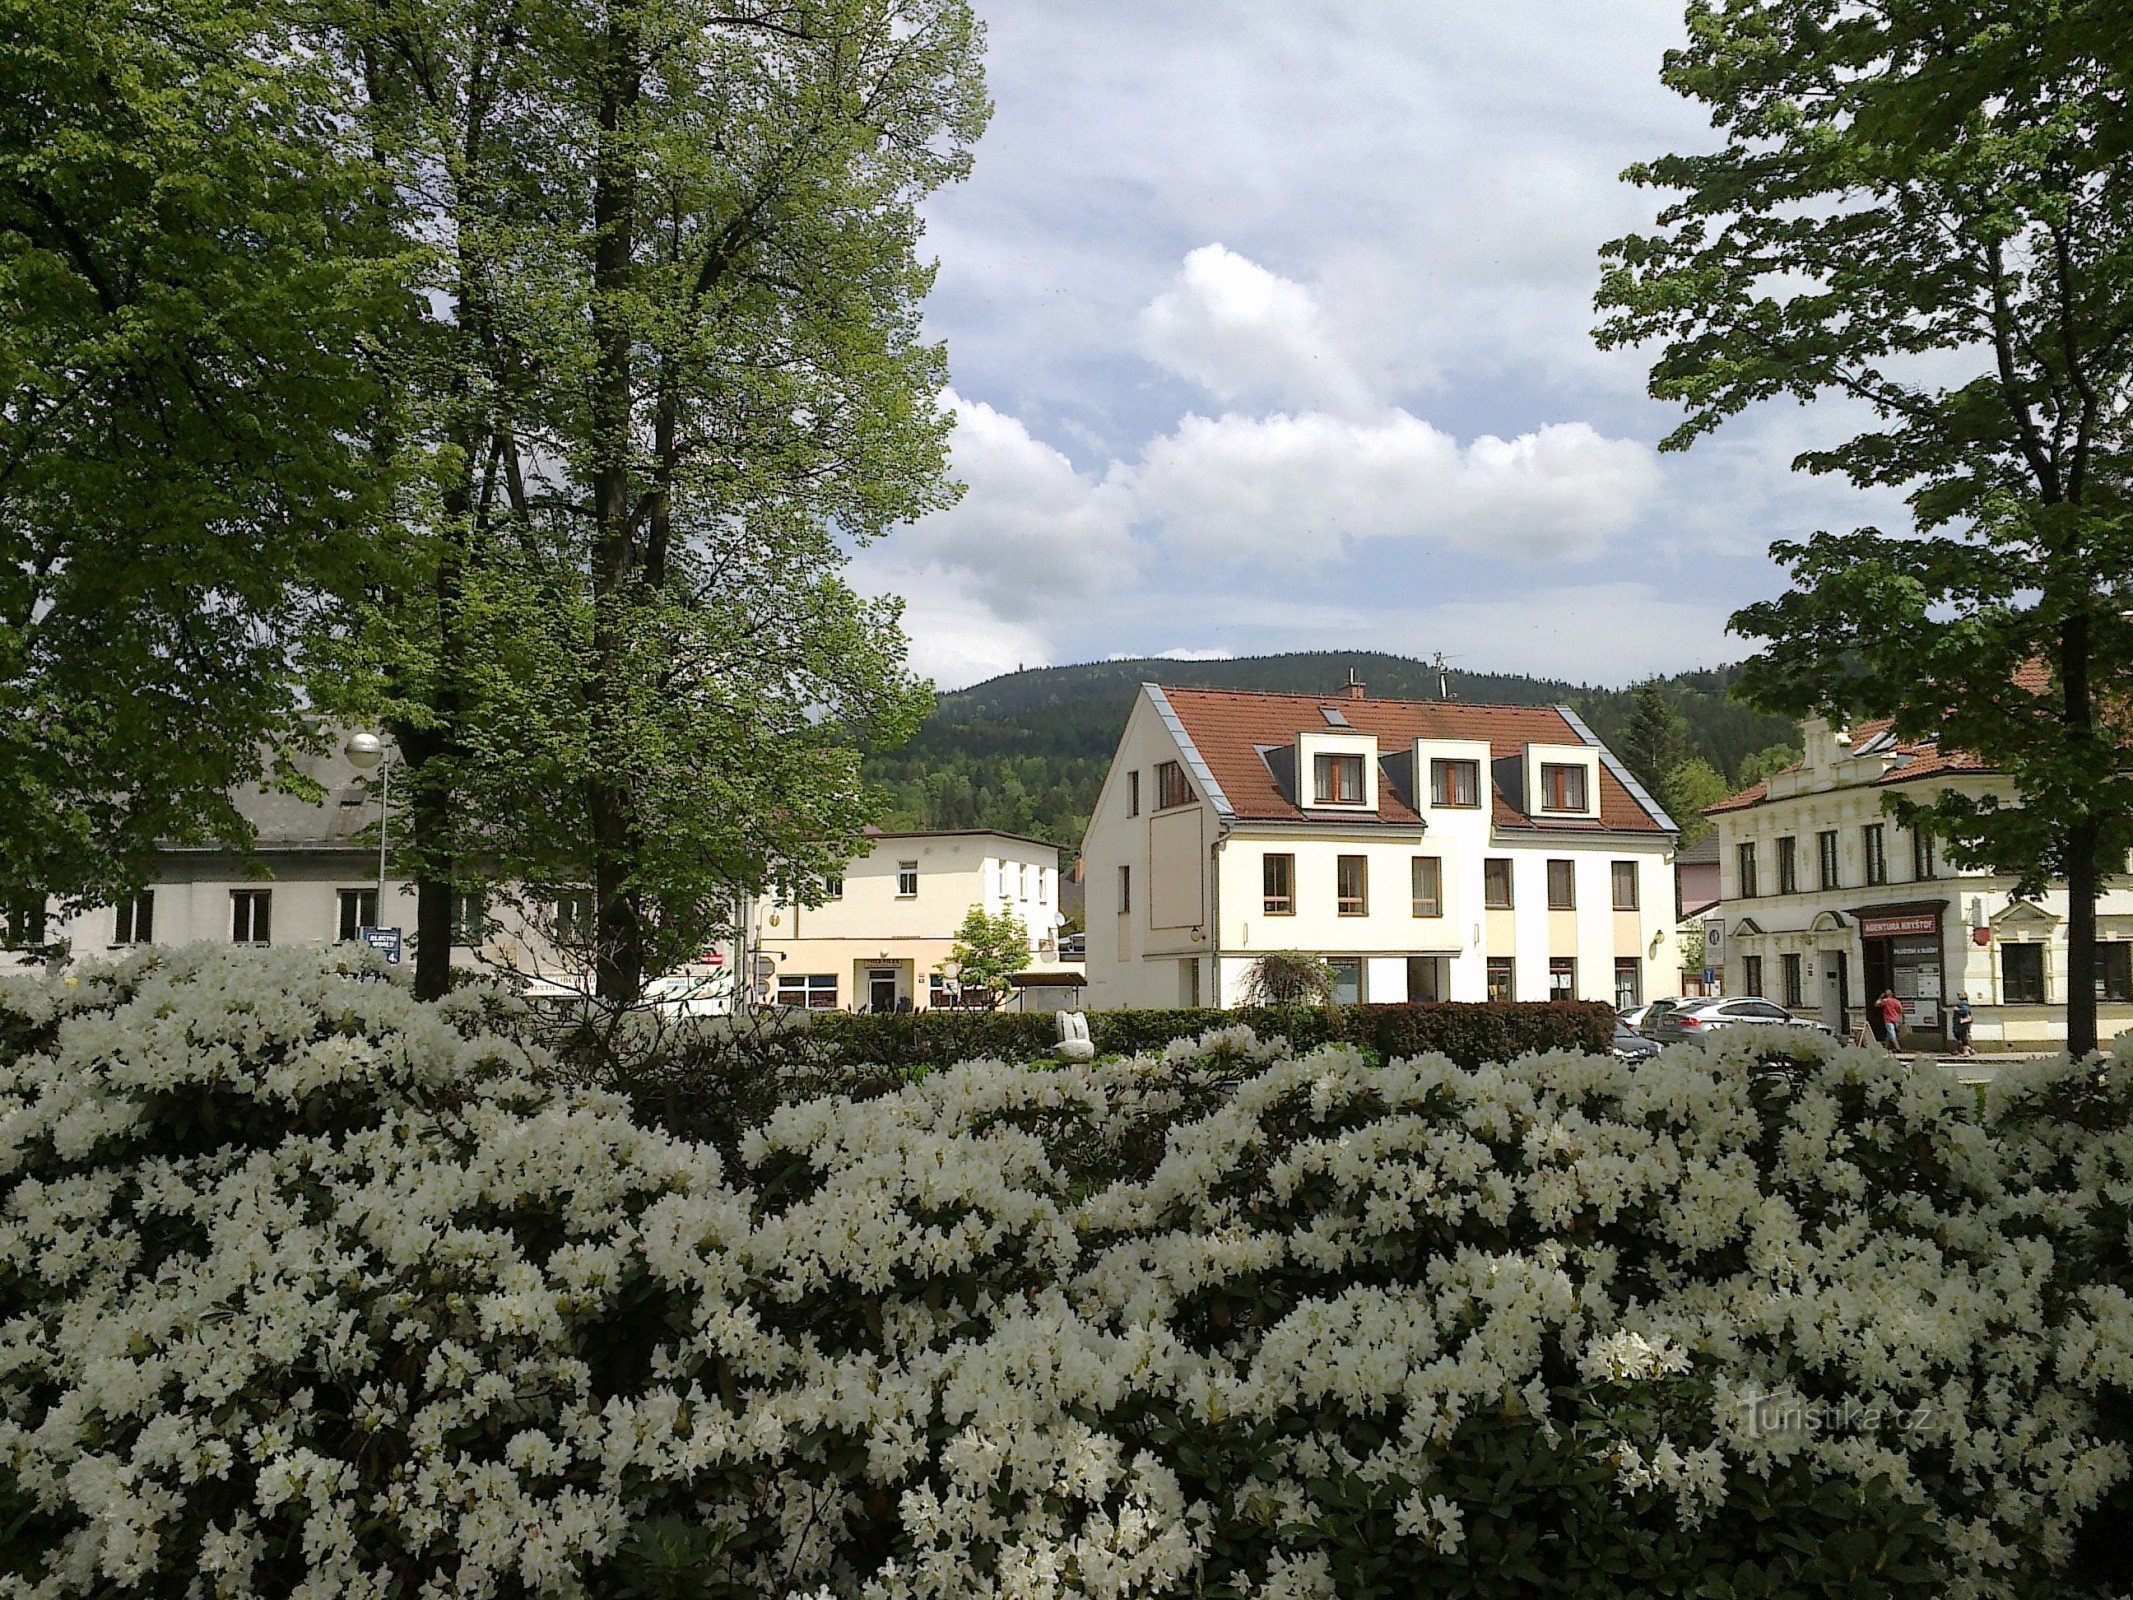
[360, 926, 403, 965]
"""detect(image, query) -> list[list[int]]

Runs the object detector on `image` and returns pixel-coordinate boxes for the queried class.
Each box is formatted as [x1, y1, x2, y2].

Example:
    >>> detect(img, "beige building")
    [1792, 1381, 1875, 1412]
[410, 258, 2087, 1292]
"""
[0, 742, 578, 983]
[1706, 715, 2133, 1047]
[748, 828, 1065, 1011]
[1081, 682, 1680, 1009]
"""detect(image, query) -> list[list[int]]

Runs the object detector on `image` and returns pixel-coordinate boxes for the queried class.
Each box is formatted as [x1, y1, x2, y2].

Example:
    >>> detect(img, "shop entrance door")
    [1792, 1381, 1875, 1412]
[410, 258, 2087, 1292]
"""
[1863, 939, 1894, 1027]
[869, 969, 898, 1013]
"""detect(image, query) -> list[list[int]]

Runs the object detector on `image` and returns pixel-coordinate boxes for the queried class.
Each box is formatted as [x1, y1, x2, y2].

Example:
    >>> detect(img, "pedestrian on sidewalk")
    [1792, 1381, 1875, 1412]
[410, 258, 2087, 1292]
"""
[1952, 993, 1974, 1057]
[1875, 989, 1903, 1050]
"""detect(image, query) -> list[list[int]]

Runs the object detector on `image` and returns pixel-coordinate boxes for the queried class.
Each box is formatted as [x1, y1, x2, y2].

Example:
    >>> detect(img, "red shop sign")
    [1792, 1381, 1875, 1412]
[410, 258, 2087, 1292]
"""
[1859, 912, 1940, 939]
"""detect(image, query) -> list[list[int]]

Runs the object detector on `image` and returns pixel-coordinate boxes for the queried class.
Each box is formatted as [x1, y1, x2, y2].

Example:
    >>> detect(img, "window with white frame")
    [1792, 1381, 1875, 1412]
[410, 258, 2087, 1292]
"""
[114, 890, 154, 945]
[897, 860, 919, 897]
[230, 890, 271, 945]
[451, 891, 484, 946]
[775, 974, 838, 1010]
[337, 888, 379, 942]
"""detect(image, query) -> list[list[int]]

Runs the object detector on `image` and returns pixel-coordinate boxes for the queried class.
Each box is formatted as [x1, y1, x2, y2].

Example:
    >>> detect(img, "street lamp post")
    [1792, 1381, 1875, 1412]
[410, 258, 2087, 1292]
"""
[344, 732, 391, 929]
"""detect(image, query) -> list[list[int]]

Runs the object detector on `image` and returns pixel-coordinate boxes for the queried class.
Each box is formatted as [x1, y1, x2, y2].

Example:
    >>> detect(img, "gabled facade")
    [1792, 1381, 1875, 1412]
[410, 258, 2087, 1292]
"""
[1081, 682, 1680, 1009]
[748, 829, 1065, 1011]
[1706, 715, 2133, 1046]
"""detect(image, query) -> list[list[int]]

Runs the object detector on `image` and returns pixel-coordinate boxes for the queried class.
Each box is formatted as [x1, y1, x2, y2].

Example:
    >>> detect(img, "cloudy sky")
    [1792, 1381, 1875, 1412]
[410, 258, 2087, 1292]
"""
[854, 1, 1900, 690]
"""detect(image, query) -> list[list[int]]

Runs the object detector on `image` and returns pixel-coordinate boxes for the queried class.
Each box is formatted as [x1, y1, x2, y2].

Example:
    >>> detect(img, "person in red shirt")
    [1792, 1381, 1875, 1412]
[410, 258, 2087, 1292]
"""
[1874, 989, 1903, 1049]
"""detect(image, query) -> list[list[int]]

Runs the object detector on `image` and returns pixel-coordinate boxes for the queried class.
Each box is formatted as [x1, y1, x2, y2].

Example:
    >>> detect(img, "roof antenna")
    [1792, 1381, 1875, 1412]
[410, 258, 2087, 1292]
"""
[1432, 652, 1450, 701]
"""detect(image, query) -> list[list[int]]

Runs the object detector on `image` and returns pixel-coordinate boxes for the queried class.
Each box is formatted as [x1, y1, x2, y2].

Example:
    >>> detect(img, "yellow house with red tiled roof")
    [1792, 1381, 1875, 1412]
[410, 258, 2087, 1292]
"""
[1080, 680, 1681, 1009]
[1704, 715, 2133, 1047]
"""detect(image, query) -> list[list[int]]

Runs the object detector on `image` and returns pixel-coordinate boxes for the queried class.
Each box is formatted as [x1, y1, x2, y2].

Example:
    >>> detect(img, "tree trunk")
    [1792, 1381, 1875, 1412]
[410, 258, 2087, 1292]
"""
[587, 13, 643, 1002]
[2064, 609, 2099, 1058]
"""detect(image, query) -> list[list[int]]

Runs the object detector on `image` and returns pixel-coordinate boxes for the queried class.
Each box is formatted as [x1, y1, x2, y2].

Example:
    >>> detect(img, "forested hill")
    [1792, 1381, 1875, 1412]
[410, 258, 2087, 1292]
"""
[868, 651, 1797, 850]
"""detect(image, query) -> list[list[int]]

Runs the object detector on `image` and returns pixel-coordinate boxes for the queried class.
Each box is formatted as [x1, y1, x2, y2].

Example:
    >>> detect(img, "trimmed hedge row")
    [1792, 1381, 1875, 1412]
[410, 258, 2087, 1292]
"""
[759, 1000, 1613, 1072]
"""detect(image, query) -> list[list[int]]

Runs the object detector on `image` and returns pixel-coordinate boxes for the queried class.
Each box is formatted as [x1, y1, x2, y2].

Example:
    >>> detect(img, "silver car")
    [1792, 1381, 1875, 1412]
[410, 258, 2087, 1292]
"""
[1644, 997, 1827, 1044]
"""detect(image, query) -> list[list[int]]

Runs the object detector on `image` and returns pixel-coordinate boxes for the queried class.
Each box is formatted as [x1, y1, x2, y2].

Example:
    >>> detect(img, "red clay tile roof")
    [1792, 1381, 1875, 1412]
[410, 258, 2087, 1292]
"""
[1703, 725, 1998, 817]
[1156, 686, 1668, 832]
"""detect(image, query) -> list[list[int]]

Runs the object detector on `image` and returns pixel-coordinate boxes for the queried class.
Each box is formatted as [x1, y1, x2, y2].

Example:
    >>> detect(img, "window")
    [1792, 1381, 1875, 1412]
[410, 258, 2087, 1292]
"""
[1155, 759, 1195, 810]
[1741, 954, 1764, 998]
[1614, 957, 1642, 1011]
[775, 974, 838, 1010]
[1781, 952, 1804, 1008]
[1327, 957, 1363, 1005]
[2100, 944, 2133, 1002]
[337, 888, 379, 943]
[1263, 852, 1295, 915]
[1546, 859, 1575, 910]
[1548, 957, 1576, 1001]
[1911, 829, 1937, 881]
[1117, 864, 1131, 914]
[114, 890, 154, 945]
[897, 860, 919, 898]
[1539, 763, 1588, 812]
[1314, 752, 1366, 806]
[928, 973, 951, 1008]
[1407, 955, 1445, 1003]
[1611, 861, 1639, 911]
[1430, 759, 1480, 808]
[230, 890, 271, 946]
[2002, 942, 2045, 1004]
[1127, 771, 1140, 817]
[451, 891, 484, 946]
[1486, 957, 1515, 1002]
[1776, 836, 1798, 895]
[1484, 858, 1514, 909]
[1863, 824, 1887, 886]
[554, 890, 595, 944]
[1818, 831, 1840, 890]
[1018, 864, 1030, 900]
[1336, 854, 1368, 916]
[1736, 842, 1759, 899]
[1036, 869, 1048, 904]
[3, 897, 46, 950]
[826, 875, 845, 900]
[1412, 856, 1443, 917]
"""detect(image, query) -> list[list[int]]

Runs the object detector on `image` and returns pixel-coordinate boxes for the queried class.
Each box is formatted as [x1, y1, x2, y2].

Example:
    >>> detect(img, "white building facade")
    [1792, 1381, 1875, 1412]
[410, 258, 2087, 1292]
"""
[748, 829, 1066, 1011]
[1081, 684, 1680, 1009]
[1707, 716, 2133, 1048]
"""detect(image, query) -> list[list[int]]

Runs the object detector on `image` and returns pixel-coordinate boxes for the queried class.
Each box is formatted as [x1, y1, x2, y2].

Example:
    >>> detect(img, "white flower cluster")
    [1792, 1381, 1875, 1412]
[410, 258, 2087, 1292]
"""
[1, 947, 2129, 1599]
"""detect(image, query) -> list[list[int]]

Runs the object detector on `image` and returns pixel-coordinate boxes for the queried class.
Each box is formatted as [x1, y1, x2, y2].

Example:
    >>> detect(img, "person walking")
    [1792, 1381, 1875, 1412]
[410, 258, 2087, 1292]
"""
[1951, 993, 1974, 1057]
[1874, 989, 1903, 1050]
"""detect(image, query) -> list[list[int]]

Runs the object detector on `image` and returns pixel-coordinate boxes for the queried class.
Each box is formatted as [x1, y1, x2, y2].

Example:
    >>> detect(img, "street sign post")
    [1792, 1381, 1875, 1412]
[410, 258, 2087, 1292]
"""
[360, 926, 403, 965]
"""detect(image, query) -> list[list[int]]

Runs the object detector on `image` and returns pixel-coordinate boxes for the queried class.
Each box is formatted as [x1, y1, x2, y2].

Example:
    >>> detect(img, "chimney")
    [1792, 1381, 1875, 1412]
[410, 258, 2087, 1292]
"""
[1344, 667, 1366, 701]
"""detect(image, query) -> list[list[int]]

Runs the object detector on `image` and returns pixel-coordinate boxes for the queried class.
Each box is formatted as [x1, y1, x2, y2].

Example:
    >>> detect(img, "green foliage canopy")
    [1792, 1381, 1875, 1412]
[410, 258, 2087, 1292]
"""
[1599, 0, 2133, 1052]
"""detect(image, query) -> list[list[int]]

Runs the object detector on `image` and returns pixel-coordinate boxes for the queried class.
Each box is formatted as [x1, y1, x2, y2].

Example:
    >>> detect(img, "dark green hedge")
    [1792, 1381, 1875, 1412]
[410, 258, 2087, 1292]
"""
[800, 1000, 1612, 1071]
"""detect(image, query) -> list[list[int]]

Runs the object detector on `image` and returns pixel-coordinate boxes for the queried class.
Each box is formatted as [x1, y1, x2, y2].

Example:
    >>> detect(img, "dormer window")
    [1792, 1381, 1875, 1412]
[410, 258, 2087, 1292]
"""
[1314, 752, 1366, 805]
[1430, 758, 1480, 808]
[1154, 759, 1195, 810]
[1539, 763, 1588, 812]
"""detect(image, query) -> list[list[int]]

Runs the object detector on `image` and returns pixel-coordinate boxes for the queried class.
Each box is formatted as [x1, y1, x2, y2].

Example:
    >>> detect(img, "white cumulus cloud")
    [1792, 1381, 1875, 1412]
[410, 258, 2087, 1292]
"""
[1138, 244, 1378, 415]
[894, 390, 1139, 607]
[1127, 409, 1658, 566]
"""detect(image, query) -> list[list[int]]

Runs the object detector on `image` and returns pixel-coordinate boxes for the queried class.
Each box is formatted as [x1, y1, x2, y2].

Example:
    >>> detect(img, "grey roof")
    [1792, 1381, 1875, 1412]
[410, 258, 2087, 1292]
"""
[167, 739, 386, 852]
[1557, 707, 1678, 834]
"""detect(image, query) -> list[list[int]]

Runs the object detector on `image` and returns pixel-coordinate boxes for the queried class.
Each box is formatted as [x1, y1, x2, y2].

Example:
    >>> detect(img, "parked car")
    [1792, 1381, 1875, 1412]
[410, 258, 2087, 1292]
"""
[1611, 1021, 1661, 1062]
[1643, 997, 1827, 1044]
[1620, 999, 1676, 1033]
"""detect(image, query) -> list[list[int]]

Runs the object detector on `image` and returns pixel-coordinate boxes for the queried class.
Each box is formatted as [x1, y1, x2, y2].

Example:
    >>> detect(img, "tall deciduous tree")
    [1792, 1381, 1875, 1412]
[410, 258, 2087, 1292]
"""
[332, 0, 983, 999]
[0, 0, 409, 915]
[1599, 0, 2133, 1055]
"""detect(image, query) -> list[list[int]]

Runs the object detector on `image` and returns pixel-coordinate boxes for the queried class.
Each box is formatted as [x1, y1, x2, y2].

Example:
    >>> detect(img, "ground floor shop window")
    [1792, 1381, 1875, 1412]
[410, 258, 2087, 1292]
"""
[1486, 957, 1514, 1002]
[1614, 958, 1641, 1011]
[1327, 957, 1363, 1005]
[776, 973, 838, 1009]
[1548, 957, 1576, 1001]
[1407, 954, 1446, 1003]
[2002, 943, 2045, 1004]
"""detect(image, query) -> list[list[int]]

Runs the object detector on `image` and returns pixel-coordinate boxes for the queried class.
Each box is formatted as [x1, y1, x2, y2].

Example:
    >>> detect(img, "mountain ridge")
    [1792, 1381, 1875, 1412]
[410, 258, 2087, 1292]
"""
[868, 650, 1793, 850]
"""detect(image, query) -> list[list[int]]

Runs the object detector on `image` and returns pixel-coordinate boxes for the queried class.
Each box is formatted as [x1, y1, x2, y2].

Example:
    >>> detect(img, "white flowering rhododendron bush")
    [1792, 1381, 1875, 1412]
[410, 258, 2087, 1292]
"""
[3, 950, 2132, 1599]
